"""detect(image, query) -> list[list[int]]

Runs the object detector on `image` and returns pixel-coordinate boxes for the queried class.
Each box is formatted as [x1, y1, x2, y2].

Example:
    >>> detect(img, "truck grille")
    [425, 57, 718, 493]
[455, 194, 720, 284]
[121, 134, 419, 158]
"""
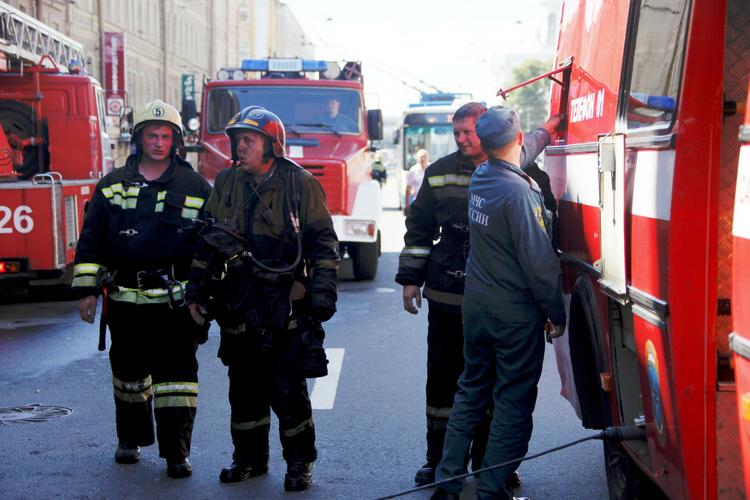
[301, 165, 345, 214]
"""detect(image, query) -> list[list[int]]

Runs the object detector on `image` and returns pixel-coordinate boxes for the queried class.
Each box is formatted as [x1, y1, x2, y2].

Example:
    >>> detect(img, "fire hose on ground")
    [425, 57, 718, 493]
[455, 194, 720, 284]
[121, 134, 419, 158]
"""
[374, 426, 647, 500]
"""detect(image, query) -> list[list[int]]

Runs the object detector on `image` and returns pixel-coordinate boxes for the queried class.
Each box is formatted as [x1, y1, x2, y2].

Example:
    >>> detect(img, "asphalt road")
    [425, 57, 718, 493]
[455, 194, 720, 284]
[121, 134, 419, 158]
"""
[0, 178, 608, 499]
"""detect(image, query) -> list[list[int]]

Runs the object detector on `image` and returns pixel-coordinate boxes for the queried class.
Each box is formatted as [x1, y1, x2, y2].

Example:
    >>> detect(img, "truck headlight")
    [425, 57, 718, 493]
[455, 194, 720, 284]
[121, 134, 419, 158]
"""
[344, 220, 376, 237]
[187, 117, 200, 132]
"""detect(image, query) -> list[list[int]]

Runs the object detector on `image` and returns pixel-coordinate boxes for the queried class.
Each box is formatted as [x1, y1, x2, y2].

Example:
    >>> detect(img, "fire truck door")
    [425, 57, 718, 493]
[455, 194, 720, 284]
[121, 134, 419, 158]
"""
[730, 78, 750, 499]
[597, 133, 627, 298]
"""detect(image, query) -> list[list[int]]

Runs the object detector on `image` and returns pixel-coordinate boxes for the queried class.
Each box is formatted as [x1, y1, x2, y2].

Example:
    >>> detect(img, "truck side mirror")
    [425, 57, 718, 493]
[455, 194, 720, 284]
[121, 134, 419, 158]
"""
[181, 99, 200, 133]
[367, 109, 383, 141]
[392, 128, 400, 145]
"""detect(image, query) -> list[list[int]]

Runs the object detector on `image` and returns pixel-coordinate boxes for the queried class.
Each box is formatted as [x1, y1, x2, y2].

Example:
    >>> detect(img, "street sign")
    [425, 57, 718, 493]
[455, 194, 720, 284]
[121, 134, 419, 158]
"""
[103, 32, 126, 116]
[182, 74, 195, 102]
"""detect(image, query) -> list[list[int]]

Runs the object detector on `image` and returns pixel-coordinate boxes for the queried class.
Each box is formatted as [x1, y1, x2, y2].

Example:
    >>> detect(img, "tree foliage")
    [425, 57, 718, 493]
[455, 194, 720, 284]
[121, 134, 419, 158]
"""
[505, 58, 553, 130]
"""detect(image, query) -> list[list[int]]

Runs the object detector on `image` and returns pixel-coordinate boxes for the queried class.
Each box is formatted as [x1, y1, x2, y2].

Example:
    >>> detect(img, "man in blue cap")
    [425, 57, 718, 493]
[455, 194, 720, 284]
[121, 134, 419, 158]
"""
[431, 105, 566, 500]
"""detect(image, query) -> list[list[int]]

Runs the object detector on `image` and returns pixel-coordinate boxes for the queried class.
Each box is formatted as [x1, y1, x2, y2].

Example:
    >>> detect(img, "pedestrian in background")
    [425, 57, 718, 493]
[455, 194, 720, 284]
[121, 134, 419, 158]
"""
[185, 106, 339, 492]
[404, 148, 429, 215]
[72, 99, 211, 479]
[371, 150, 388, 187]
[431, 106, 565, 500]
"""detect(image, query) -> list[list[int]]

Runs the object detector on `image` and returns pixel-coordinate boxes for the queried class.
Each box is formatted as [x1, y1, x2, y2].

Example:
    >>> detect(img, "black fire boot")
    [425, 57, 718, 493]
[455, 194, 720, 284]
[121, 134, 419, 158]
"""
[167, 458, 192, 479]
[506, 470, 522, 488]
[414, 463, 436, 485]
[219, 461, 268, 483]
[114, 443, 140, 464]
[417, 426, 446, 485]
[284, 461, 313, 491]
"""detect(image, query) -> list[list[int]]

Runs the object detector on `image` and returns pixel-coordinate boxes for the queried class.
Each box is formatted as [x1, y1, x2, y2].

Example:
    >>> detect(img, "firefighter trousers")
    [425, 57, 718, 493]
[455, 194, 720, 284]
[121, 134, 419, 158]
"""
[426, 304, 490, 468]
[436, 292, 546, 500]
[106, 300, 199, 462]
[225, 328, 316, 466]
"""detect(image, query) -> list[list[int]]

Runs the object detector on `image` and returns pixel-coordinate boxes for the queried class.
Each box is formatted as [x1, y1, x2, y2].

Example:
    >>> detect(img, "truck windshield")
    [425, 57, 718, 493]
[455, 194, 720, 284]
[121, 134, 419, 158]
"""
[402, 111, 454, 169]
[207, 86, 363, 135]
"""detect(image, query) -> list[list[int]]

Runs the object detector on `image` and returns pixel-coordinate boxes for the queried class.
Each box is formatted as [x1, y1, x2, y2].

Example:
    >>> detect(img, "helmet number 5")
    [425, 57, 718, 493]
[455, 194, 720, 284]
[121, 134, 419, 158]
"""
[0, 205, 34, 234]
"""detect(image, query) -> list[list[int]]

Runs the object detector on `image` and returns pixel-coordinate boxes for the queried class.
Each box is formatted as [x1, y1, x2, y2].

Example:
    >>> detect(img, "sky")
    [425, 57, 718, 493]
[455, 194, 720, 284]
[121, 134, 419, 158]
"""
[282, 0, 560, 118]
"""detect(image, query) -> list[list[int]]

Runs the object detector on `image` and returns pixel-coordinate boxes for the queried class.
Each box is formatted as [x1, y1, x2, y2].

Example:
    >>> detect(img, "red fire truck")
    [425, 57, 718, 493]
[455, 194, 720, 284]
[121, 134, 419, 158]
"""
[500, 0, 750, 497]
[731, 80, 750, 498]
[0, 3, 112, 291]
[184, 58, 384, 280]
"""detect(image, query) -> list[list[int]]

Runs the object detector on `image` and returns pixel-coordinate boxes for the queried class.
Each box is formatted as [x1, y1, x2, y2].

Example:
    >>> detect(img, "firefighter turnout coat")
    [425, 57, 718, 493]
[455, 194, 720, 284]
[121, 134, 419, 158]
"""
[72, 155, 211, 300]
[185, 158, 339, 344]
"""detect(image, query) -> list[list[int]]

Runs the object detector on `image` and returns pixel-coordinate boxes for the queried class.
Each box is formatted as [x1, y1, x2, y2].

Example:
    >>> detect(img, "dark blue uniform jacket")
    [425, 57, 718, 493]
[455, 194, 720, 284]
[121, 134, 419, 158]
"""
[465, 158, 565, 326]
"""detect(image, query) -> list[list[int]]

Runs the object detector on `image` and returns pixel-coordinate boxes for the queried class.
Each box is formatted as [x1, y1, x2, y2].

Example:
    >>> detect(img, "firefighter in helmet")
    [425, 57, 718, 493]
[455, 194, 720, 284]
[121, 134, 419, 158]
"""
[72, 99, 211, 478]
[185, 106, 339, 491]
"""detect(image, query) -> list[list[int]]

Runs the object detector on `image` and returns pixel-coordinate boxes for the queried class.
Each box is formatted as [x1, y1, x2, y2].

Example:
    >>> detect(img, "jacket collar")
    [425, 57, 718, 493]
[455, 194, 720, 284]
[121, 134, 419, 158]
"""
[487, 158, 540, 191]
[121, 154, 190, 185]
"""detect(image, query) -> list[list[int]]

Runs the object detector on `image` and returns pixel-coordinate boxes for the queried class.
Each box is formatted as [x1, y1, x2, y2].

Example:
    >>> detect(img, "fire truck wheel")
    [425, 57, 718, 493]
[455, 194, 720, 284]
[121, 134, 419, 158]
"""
[351, 231, 380, 281]
[603, 441, 667, 500]
[0, 100, 49, 179]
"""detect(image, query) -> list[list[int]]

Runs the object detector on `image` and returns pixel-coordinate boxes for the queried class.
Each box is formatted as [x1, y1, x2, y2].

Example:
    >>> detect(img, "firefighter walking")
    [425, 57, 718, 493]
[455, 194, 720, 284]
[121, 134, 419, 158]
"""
[72, 100, 211, 478]
[432, 106, 566, 500]
[185, 106, 339, 491]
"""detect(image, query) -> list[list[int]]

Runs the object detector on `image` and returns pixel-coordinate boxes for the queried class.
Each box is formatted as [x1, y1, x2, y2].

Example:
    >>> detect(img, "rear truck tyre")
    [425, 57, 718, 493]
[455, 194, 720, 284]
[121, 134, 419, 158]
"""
[603, 441, 666, 500]
[351, 231, 380, 281]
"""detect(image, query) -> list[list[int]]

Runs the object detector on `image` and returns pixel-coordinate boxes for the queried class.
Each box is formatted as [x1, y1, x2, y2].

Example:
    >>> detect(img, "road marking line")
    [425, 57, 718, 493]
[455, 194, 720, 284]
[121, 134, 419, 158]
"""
[310, 348, 344, 410]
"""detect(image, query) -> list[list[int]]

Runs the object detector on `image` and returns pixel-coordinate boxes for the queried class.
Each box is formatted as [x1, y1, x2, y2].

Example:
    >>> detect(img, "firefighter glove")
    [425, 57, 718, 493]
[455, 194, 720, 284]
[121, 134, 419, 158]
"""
[308, 293, 336, 322]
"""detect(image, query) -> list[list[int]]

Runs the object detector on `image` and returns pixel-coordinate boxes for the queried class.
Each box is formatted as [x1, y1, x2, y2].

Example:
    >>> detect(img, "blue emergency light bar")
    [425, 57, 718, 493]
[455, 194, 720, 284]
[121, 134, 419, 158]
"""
[241, 58, 328, 73]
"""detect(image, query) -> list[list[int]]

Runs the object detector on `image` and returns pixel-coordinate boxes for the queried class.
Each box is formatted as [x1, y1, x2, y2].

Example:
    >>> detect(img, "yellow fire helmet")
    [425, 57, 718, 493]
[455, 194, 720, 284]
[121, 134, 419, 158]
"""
[132, 99, 184, 147]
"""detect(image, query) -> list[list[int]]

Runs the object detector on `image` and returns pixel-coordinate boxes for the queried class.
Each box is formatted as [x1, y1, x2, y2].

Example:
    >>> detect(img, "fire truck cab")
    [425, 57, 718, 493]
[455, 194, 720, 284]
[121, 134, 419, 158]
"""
[0, 3, 111, 290]
[186, 58, 384, 280]
[540, 0, 749, 497]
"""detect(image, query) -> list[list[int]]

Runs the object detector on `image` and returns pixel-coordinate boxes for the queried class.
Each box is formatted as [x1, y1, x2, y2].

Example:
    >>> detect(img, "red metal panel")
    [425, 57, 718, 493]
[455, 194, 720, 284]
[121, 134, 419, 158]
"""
[732, 78, 750, 498]
[557, 200, 601, 264]
[550, 0, 630, 144]
[632, 314, 687, 499]
[629, 216, 670, 299]
[0, 186, 55, 269]
[667, 0, 727, 497]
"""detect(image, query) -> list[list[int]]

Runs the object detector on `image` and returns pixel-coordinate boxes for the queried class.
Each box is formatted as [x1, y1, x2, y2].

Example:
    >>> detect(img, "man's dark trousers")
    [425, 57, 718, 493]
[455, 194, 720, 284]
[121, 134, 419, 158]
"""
[226, 330, 316, 466]
[436, 291, 546, 500]
[107, 300, 199, 462]
[425, 304, 490, 469]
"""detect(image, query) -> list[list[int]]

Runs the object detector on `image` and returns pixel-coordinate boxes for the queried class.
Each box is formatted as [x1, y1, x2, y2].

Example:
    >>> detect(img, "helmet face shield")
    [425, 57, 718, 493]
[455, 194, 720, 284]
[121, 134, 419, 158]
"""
[132, 99, 185, 148]
[225, 106, 286, 161]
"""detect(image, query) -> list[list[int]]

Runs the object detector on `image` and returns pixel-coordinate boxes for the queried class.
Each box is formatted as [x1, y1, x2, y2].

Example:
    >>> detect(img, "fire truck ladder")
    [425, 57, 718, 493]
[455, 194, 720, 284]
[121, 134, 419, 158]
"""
[0, 1, 83, 72]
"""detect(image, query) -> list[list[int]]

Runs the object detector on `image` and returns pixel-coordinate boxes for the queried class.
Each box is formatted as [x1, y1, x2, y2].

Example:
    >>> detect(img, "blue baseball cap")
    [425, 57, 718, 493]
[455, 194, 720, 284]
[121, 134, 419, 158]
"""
[475, 106, 521, 150]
